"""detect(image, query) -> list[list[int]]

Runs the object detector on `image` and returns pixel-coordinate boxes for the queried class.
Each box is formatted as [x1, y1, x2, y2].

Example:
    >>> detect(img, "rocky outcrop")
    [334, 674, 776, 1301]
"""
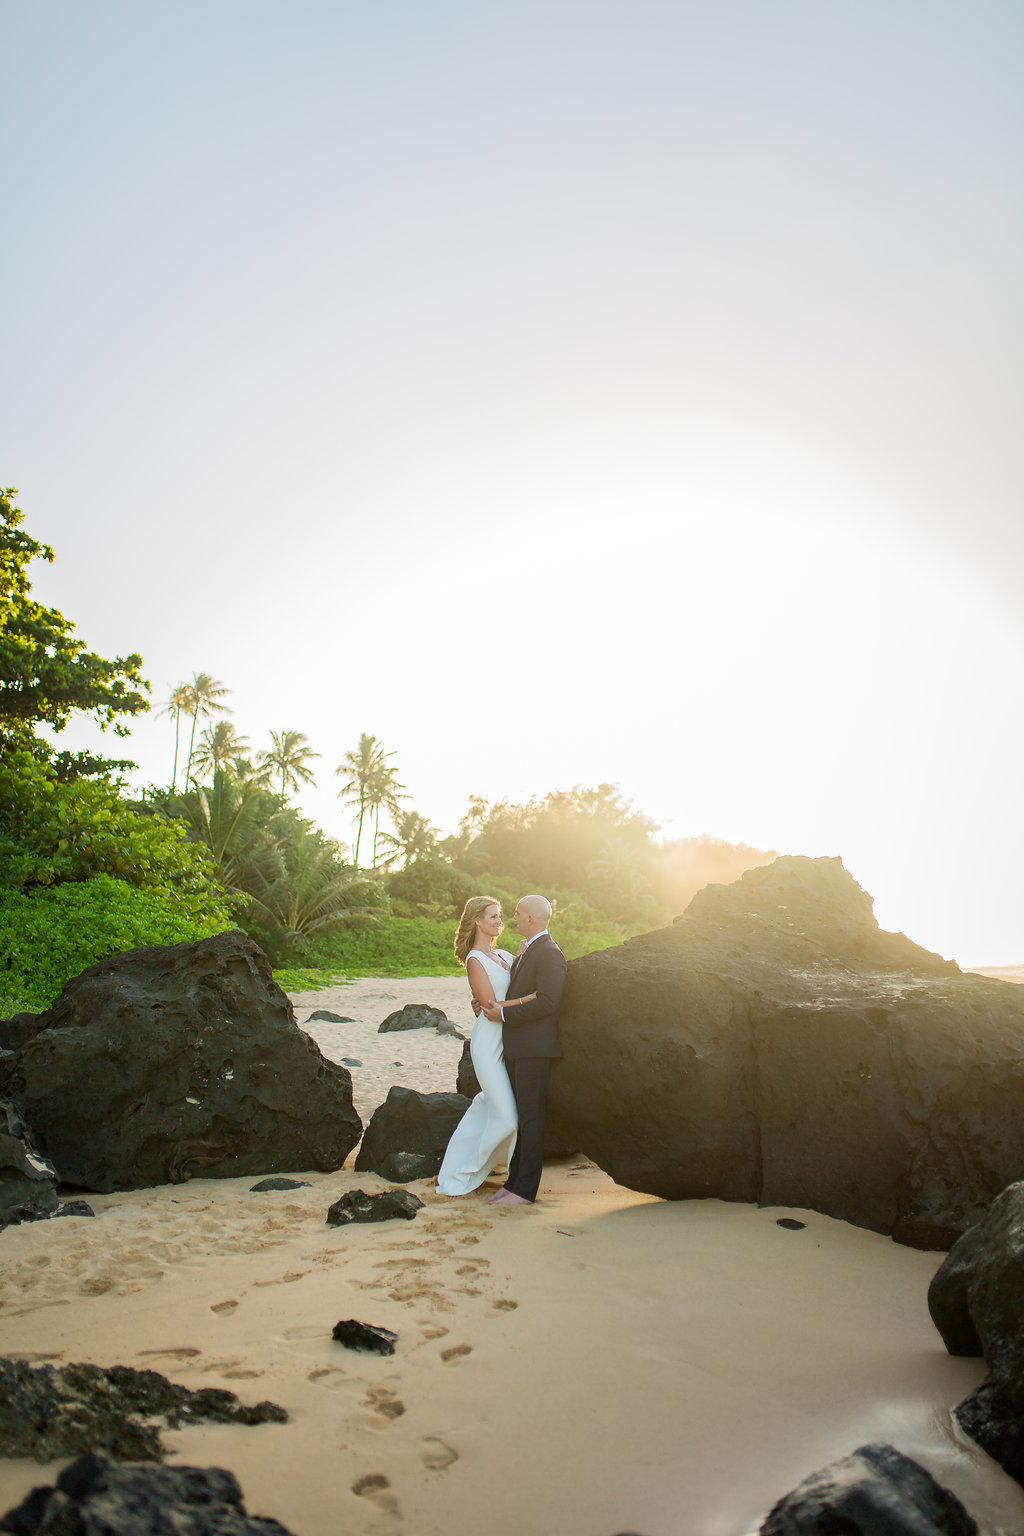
[378, 1004, 449, 1033]
[0, 1357, 287, 1462]
[0, 1453, 295, 1536]
[0, 1098, 59, 1228]
[5, 931, 361, 1192]
[548, 856, 1024, 1247]
[354, 1087, 470, 1182]
[758, 1442, 977, 1534]
[928, 1181, 1024, 1487]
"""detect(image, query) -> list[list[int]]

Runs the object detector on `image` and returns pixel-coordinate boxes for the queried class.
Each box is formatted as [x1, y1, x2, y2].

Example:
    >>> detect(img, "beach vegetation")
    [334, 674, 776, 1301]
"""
[0, 874, 234, 1011]
[0, 487, 148, 772]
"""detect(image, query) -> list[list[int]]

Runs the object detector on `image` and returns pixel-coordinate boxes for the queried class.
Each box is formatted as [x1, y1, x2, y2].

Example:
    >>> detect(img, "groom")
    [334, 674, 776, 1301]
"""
[481, 894, 566, 1206]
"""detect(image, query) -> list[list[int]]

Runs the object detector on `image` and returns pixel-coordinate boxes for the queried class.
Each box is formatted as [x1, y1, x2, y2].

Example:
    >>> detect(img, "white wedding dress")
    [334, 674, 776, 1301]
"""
[436, 948, 518, 1196]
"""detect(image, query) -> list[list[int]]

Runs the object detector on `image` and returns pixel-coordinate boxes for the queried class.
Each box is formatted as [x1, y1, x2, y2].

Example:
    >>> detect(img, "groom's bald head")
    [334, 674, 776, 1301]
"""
[515, 894, 552, 937]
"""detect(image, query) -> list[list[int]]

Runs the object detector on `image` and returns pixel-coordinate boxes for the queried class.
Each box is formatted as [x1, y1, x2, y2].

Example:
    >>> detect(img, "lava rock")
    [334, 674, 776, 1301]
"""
[0, 1098, 59, 1229]
[456, 1039, 480, 1099]
[249, 1177, 311, 1192]
[928, 1180, 1024, 1486]
[325, 1187, 424, 1225]
[776, 1218, 806, 1231]
[547, 855, 1024, 1248]
[0, 1014, 45, 1055]
[7, 931, 362, 1192]
[55, 1200, 95, 1218]
[331, 1320, 397, 1355]
[759, 1442, 977, 1534]
[378, 1004, 449, 1033]
[0, 1357, 287, 1462]
[341, 1058, 362, 1067]
[354, 1087, 470, 1181]
[0, 1452, 295, 1535]
[307, 1010, 354, 1024]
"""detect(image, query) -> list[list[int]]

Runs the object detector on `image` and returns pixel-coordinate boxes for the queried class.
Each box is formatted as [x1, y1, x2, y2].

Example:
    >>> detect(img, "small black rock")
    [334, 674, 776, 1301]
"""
[249, 1178, 311, 1193]
[331, 1321, 398, 1356]
[341, 1058, 363, 1068]
[55, 1201, 96, 1218]
[776, 1218, 806, 1230]
[326, 1188, 424, 1226]
[307, 1011, 354, 1024]
[378, 1004, 449, 1033]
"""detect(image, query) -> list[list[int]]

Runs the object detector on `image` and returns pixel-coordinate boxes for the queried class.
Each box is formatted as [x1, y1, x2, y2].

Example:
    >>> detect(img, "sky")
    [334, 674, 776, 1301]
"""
[2, 1, 1021, 965]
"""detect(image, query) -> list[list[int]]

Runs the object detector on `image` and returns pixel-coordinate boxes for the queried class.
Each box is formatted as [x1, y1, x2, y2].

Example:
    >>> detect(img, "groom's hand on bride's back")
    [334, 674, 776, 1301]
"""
[471, 998, 482, 1016]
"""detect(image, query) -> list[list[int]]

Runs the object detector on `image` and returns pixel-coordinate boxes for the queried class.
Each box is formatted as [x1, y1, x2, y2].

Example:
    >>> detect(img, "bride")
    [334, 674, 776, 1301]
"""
[436, 896, 535, 1198]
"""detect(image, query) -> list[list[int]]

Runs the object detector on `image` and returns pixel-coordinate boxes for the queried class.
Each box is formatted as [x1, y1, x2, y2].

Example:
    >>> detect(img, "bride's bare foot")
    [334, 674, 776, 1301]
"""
[491, 1191, 531, 1206]
[483, 1190, 507, 1204]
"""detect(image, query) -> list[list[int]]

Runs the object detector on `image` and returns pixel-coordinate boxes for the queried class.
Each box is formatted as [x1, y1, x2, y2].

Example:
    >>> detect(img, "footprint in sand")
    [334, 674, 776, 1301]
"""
[421, 1436, 459, 1472]
[211, 1299, 239, 1314]
[440, 1344, 472, 1363]
[351, 1473, 400, 1518]
[455, 1260, 489, 1276]
[363, 1385, 406, 1424]
[137, 1347, 201, 1362]
[418, 1323, 448, 1340]
[491, 1298, 518, 1311]
[253, 1270, 308, 1287]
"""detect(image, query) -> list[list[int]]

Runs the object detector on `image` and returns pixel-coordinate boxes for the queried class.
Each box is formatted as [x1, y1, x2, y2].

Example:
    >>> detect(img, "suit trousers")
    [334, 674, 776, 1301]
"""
[504, 1056, 552, 1201]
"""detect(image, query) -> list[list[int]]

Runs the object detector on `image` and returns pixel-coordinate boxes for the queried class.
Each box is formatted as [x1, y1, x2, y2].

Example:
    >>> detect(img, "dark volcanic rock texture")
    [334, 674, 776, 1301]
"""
[0, 1453, 295, 1536]
[0, 1099, 58, 1229]
[547, 856, 1024, 1247]
[758, 1442, 977, 1535]
[354, 1086, 470, 1182]
[0, 1357, 287, 1462]
[8, 931, 361, 1192]
[928, 1180, 1024, 1487]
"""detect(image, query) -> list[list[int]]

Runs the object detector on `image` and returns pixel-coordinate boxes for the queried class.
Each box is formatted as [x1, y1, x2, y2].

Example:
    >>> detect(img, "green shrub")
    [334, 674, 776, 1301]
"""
[1, 749, 232, 924]
[303, 915, 463, 977]
[0, 874, 236, 1011]
[272, 966, 347, 994]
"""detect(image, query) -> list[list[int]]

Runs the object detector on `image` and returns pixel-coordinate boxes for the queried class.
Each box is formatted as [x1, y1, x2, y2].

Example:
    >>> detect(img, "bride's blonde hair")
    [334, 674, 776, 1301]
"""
[454, 896, 500, 967]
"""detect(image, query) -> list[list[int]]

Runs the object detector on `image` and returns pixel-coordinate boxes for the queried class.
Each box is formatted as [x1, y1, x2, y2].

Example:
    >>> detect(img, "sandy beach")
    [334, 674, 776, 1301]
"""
[2, 977, 1024, 1536]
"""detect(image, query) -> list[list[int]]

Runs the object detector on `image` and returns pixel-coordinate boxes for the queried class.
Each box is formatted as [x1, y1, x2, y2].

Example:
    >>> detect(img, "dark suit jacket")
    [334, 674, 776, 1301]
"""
[501, 931, 565, 1060]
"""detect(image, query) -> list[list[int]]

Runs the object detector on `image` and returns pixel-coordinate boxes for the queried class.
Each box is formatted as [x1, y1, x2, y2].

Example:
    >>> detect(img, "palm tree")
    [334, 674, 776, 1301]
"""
[335, 732, 385, 869]
[191, 720, 251, 781]
[375, 810, 439, 870]
[172, 770, 277, 891]
[158, 683, 193, 791]
[247, 822, 384, 946]
[181, 673, 232, 785]
[257, 729, 320, 799]
[366, 752, 408, 870]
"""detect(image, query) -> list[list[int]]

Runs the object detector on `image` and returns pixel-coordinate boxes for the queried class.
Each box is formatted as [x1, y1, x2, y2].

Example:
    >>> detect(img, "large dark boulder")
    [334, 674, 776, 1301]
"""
[0, 1453, 295, 1536]
[354, 1087, 470, 1181]
[928, 1181, 1024, 1487]
[0, 1099, 59, 1229]
[759, 1442, 977, 1534]
[548, 856, 1024, 1247]
[6, 931, 361, 1192]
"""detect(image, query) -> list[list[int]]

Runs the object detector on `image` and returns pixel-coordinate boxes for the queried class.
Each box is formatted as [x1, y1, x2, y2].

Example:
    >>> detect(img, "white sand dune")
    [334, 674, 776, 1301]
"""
[1, 979, 1023, 1536]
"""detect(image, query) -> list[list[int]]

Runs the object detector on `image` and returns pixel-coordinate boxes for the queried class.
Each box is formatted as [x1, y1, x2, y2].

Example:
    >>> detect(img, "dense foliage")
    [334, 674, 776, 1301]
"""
[0, 488, 148, 761]
[0, 875, 234, 1011]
